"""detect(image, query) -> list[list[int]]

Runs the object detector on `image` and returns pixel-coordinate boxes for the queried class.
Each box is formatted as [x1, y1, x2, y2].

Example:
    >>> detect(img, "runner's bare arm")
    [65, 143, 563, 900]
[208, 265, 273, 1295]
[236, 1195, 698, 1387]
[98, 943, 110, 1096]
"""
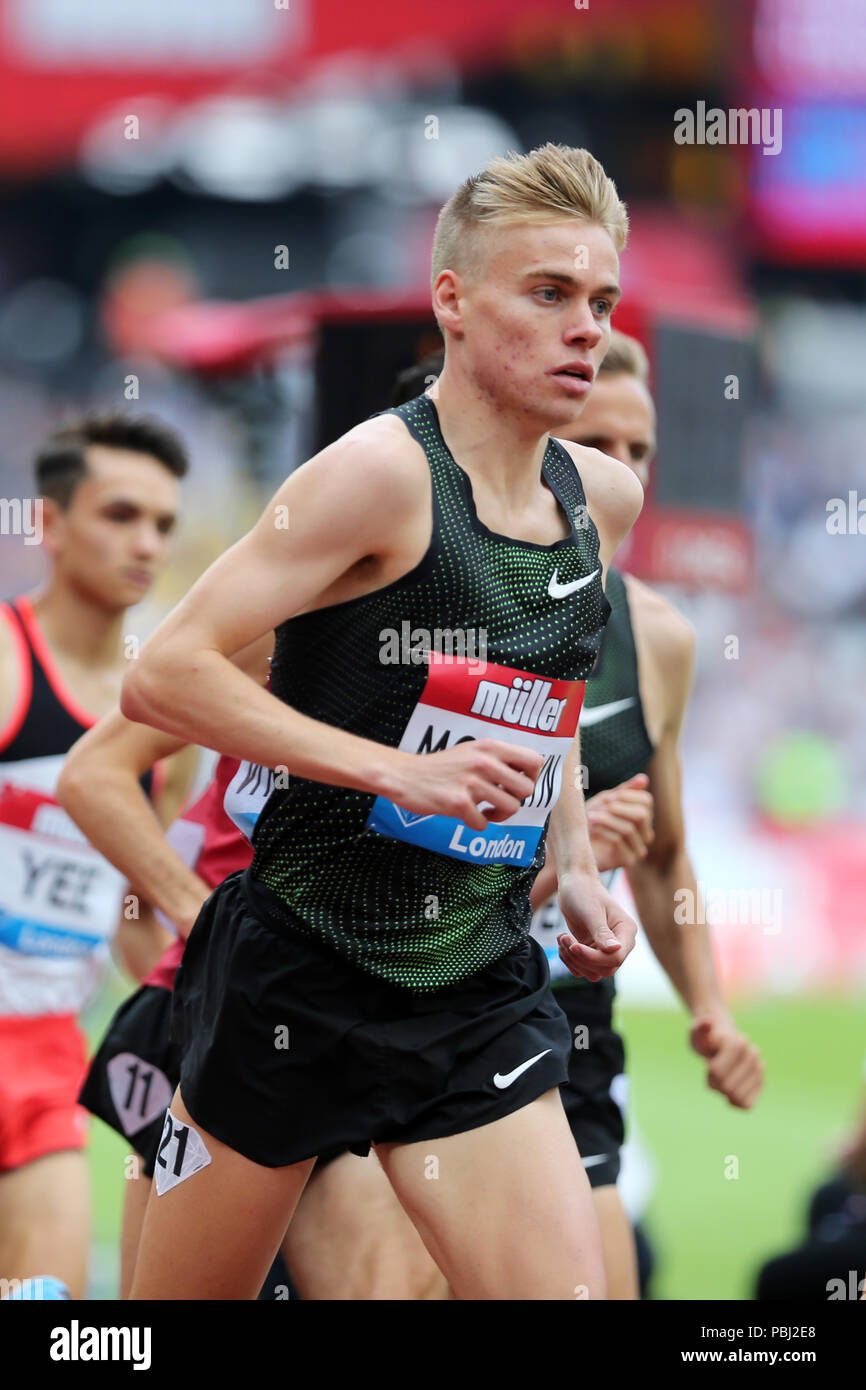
[530, 446, 643, 975]
[545, 731, 636, 978]
[113, 904, 173, 983]
[622, 587, 709, 1000]
[558, 441, 644, 578]
[58, 634, 273, 937]
[0, 606, 20, 737]
[622, 584, 764, 1108]
[59, 715, 212, 938]
[121, 424, 542, 830]
[528, 774, 653, 909]
[151, 744, 201, 830]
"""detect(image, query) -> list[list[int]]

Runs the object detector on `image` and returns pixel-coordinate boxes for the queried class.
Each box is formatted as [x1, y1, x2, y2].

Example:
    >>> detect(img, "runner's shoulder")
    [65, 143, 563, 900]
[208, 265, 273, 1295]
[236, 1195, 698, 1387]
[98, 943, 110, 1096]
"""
[623, 574, 695, 725]
[0, 599, 21, 727]
[298, 412, 429, 513]
[623, 574, 695, 664]
[553, 438, 644, 531]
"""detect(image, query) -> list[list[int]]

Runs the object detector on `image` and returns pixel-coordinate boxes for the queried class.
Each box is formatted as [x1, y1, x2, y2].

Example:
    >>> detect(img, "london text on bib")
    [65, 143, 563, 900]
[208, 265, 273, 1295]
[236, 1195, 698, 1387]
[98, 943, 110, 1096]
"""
[366, 654, 584, 867]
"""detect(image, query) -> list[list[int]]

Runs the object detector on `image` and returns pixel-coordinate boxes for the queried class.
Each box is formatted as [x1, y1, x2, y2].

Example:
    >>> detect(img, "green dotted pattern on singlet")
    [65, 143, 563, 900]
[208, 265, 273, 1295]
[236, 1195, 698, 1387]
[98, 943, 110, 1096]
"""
[250, 392, 611, 992]
[551, 566, 655, 999]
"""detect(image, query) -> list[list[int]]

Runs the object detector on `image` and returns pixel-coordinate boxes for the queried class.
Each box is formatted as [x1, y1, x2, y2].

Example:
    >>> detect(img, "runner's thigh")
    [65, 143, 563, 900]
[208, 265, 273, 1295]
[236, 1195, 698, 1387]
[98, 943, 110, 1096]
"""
[376, 1088, 607, 1301]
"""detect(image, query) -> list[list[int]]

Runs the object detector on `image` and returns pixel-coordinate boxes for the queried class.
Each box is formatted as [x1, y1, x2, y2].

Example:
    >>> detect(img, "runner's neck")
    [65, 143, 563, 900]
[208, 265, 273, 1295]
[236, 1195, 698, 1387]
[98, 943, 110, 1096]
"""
[24, 583, 128, 670]
[428, 373, 552, 508]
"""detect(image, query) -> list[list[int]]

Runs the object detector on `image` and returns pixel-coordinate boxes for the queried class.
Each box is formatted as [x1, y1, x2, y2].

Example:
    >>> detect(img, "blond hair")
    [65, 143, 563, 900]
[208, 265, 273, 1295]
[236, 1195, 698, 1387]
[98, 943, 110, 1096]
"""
[599, 329, 649, 382]
[431, 143, 628, 291]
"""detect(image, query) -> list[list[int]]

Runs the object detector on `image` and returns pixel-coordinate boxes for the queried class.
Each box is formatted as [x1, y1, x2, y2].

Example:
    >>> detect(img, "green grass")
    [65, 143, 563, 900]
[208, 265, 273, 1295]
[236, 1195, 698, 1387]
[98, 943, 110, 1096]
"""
[81, 987, 865, 1300]
[619, 994, 865, 1300]
[81, 979, 135, 1299]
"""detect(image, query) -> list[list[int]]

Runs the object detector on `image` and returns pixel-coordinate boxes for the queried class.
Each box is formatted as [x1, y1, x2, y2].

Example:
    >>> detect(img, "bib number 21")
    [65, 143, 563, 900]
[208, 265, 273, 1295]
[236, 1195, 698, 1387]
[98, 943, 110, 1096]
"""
[153, 1108, 212, 1195]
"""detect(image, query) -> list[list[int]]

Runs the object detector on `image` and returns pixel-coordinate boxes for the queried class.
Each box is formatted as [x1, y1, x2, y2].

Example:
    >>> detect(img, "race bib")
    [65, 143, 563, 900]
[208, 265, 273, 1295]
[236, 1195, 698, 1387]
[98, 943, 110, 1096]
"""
[223, 761, 275, 841]
[366, 655, 584, 867]
[0, 782, 125, 960]
[153, 1109, 212, 1195]
[107, 1052, 174, 1137]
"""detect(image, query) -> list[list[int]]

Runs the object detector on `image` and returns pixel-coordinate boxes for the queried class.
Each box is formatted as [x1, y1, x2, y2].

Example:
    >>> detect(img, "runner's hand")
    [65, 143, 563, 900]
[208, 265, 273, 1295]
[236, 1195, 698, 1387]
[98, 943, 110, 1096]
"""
[387, 740, 544, 832]
[587, 774, 654, 871]
[555, 872, 637, 980]
[689, 1015, 765, 1110]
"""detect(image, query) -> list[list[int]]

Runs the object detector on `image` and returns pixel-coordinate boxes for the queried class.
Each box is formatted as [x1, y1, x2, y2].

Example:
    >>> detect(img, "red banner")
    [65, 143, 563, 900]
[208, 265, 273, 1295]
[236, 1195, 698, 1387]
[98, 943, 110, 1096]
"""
[623, 507, 754, 593]
[0, 0, 727, 171]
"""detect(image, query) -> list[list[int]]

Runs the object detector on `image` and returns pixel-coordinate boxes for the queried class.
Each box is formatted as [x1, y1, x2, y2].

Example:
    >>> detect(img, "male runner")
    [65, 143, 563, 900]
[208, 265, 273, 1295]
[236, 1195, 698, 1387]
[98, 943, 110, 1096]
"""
[0, 412, 192, 1300]
[529, 329, 765, 1296]
[123, 143, 645, 1301]
[396, 333, 765, 1298]
[59, 668, 447, 1299]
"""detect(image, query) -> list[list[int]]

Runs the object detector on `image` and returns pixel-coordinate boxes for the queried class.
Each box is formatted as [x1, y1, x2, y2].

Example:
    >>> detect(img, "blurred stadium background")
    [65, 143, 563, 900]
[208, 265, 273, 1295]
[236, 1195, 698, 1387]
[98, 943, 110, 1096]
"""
[0, 0, 863, 1298]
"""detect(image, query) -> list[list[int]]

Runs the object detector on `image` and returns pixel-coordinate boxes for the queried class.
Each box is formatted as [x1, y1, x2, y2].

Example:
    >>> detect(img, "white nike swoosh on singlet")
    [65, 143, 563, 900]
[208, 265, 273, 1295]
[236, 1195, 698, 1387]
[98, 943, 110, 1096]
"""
[492, 1049, 551, 1089]
[578, 697, 637, 727]
[548, 568, 600, 599]
[581, 1153, 611, 1168]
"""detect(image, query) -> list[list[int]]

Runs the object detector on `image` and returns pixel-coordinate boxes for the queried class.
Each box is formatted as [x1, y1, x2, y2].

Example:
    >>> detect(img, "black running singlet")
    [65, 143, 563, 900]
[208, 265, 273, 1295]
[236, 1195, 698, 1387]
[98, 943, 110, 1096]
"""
[580, 568, 654, 797]
[250, 393, 612, 991]
[0, 596, 153, 797]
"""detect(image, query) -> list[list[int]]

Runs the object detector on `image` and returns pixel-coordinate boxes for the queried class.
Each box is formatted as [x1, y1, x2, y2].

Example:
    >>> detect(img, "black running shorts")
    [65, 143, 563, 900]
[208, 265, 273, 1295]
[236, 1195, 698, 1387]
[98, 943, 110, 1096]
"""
[555, 982, 627, 1189]
[79, 983, 180, 1179]
[79, 969, 347, 1181]
[171, 869, 572, 1167]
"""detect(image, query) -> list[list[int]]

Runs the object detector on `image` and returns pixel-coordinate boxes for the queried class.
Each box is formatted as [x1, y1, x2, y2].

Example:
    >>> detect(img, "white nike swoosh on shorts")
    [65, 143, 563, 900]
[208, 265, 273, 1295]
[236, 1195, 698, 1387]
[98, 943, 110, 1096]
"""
[492, 1049, 552, 1089]
[579, 696, 637, 727]
[548, 568, 600, 599]
[581, 1153, 611, 1169]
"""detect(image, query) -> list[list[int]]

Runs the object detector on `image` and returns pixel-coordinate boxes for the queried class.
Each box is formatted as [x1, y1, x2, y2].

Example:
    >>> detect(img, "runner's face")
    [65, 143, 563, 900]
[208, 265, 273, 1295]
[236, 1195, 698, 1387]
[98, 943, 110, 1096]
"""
[459, 220, 621, 429]
[45, 447, 180, 611]
[557, 372, 655, 488]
